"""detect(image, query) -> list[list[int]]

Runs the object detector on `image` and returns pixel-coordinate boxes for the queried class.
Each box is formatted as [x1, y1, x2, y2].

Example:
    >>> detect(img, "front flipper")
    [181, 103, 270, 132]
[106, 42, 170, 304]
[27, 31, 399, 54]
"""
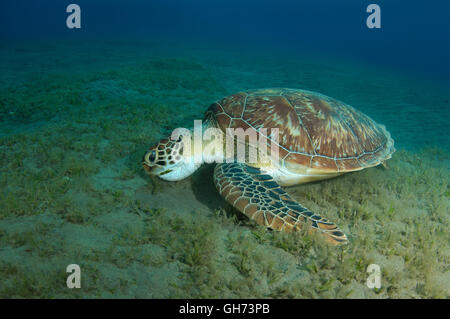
[214, 163, 348, 245]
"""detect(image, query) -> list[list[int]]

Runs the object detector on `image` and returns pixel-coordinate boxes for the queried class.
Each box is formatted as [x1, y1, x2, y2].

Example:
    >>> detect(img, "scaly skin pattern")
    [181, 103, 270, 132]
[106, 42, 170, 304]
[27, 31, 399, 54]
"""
[214, 163, 348, 245]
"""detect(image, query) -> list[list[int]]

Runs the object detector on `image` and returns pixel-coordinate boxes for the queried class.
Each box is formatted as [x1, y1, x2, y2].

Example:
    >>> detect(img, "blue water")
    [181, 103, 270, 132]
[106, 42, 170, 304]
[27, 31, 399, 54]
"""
[1, 0, 449, 149]
[2, 0, 450, 80]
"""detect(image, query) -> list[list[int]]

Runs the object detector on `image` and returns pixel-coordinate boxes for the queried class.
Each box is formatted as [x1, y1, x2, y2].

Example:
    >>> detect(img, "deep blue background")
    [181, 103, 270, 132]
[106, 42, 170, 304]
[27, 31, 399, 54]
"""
[1, 0, 450, 80]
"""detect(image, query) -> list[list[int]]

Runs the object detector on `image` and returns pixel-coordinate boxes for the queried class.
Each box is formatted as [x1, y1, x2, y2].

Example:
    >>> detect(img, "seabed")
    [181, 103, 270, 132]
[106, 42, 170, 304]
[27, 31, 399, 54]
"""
[0, 40, 448, 298]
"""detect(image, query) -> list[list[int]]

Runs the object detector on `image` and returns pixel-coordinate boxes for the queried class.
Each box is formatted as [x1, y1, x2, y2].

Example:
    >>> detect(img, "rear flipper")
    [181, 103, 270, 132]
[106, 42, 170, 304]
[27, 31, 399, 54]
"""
[214, 163, 348, 245]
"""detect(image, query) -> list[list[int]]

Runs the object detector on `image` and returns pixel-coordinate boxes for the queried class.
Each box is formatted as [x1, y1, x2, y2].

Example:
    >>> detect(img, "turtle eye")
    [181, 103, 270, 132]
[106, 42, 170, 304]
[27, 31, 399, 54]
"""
[148, 150, 156, 162]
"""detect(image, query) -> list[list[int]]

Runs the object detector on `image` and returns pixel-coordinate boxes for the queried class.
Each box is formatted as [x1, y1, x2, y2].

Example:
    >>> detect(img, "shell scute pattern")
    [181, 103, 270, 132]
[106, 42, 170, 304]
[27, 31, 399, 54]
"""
[212, 88, 394, 172]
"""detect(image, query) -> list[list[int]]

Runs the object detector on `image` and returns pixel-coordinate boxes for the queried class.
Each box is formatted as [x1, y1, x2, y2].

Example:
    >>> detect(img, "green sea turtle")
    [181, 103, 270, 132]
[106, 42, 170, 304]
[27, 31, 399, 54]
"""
[142, 88, 395, 244]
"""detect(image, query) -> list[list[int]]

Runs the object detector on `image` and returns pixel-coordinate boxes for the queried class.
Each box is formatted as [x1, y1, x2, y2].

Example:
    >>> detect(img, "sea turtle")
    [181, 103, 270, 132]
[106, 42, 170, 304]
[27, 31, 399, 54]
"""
[142, 88, 395, 244]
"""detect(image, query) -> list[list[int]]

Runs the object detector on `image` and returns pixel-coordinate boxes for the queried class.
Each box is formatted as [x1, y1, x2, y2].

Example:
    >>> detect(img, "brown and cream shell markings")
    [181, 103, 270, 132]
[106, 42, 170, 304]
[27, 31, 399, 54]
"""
[208, 88, 394, 175]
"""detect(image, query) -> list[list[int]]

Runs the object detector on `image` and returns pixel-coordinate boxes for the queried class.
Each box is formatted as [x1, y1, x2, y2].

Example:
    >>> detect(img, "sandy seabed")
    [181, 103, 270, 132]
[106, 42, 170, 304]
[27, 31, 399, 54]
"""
[0, 40, 448, 298]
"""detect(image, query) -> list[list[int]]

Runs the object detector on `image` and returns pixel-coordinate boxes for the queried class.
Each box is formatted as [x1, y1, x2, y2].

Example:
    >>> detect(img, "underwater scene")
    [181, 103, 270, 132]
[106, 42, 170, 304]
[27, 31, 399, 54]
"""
[0, 0, 449, 299]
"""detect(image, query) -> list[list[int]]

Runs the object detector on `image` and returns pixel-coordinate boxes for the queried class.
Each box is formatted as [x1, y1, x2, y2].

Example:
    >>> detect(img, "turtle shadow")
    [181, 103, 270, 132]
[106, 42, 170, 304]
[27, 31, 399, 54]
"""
[190, 164, 224, 211]
[190, 164, 248, 222]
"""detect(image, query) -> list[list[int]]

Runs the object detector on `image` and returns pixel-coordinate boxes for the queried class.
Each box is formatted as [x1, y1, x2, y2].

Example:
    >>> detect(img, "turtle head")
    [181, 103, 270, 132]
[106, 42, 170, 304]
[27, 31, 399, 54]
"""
[142, 136, 200, 181]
